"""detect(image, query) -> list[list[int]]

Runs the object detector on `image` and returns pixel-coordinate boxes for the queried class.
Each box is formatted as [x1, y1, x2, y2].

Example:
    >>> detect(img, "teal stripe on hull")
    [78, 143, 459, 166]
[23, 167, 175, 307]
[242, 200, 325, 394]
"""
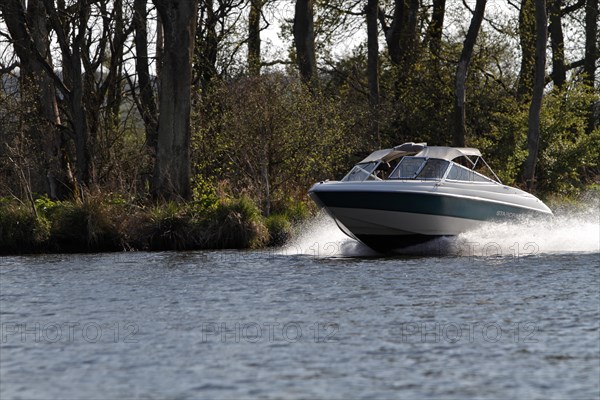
[312, 190, 533, 221]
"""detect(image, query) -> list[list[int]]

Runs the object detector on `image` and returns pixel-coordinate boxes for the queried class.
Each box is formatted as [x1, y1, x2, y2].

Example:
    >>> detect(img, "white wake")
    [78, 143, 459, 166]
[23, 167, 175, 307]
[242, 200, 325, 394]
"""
[455, 206, 599, 257]
[280, 211, 379, 258]
[281, 204, 600, 258]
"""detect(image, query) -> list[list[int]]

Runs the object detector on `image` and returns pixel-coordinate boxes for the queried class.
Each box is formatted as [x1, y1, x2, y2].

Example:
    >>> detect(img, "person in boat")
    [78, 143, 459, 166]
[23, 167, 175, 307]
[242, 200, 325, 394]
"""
[374, 161, 392, 179]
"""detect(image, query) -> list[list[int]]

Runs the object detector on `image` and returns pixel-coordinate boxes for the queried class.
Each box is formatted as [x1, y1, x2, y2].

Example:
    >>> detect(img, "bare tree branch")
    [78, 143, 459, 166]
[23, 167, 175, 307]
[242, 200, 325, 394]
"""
[0, 62, 19, 74]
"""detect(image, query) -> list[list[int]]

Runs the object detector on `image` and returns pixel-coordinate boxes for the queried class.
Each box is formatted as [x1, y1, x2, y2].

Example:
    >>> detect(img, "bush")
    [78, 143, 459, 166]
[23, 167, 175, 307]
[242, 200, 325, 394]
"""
[131, 202, 201, 251]
[0, 202, 50, 254]
[207, 196, 267, 249]
[535, 83, 600, 196]
[266, 214, 293, 247]
[192, 74, 359, 216]
[49, 199, 122, 252]
[270, 198, 312, 224]
[191, 174, 219, 214]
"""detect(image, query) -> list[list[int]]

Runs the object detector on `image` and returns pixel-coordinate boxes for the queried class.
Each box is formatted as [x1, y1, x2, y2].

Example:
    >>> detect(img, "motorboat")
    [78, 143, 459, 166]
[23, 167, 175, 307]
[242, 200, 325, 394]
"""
[308, 142, 553, 252]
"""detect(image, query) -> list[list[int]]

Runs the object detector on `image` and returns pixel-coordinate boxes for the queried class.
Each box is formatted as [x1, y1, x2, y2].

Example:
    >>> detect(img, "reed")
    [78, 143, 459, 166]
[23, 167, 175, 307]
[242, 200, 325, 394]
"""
[0, 201, 49, 254]
[205, 196, 268, 249]
[48, 199, 122, 252]
[265, 214, 293, 247]
[0, 194, 312, 254]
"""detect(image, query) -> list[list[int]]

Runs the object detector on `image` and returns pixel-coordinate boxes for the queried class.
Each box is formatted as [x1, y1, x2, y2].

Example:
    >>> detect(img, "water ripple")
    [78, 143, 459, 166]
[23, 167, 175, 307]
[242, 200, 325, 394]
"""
[0, 251, 598, 399]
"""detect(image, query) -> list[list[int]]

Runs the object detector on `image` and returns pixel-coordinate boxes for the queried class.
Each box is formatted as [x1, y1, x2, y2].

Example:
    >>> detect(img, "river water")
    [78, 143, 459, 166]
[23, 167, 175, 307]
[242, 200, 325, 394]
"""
[1, 209, 599, 399]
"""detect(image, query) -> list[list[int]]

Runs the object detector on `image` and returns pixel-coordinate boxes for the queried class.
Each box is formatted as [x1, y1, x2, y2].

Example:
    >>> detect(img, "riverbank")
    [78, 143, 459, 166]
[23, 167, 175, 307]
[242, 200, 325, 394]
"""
[2, 186, 598, 256]
[0, 194, 310, 255]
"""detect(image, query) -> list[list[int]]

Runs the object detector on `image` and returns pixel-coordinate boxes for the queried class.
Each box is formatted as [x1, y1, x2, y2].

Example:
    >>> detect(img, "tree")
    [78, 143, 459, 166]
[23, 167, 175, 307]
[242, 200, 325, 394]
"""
[0, 0, 73, 199]
[133, 0, 159, 154]
[152, 0, 198, 200]
[584, 0, 598, 133]
[41, 0, 92, 188]
[248, 0, 263, 76]
[78, 0, 134, 186]
[379, 0, 420, 89]
[294, 0, 317, 85]
[548, 0, 566, 88]
[453, 0, 487, 147]
[584, 0, 598, 88]
[99, 0, 130, 137]
[517, 0, 536, 101]
[366, 0, 380, 145]
[427, 0, 446, 63]
[194, 0, 218, 91]
[522, 0, 547, 190]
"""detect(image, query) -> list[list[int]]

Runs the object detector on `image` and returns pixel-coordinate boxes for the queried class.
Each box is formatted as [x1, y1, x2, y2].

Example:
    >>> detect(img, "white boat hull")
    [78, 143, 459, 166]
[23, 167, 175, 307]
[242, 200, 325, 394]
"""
[309, 180, 552, 252]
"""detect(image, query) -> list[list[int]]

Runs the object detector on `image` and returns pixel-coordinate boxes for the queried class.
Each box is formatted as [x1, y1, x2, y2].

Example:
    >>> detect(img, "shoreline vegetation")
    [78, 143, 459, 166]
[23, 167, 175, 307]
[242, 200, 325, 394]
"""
[0, 192, 310, 255]
[1, 186, 598, 256]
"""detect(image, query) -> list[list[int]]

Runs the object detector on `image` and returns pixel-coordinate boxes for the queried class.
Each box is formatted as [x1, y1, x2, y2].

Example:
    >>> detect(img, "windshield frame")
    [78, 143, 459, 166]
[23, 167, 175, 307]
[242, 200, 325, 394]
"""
[388, 157, 452, 180]
[445, 162, 498, 183]
[339, 155, 501, 184]
[341, 161, 382, 182]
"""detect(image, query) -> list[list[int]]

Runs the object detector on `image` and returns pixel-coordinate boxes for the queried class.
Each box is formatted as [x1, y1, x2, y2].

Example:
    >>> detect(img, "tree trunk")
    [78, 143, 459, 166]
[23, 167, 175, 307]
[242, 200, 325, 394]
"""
[41, 0, 91, 189]
[248, 0, 262, 76]
[293, 0, 317, 85]
[27, 0, 69, 199]
[194, 0, 219, 91]
[71, 1, 91, 187]
[584, 0, 598, 88]
[522, 0, 547, 190]
[1, 0, 73, 199]
[548, 0, 566, 88]
[381, 0, 420, 95]
[384, 0, 404, 66]
[71, 48, 91, 187]
[152, 0, 198, 200]
[584, 0, 598, 133]
[453, 0, 487, 147]
[517, 0, 536, 101]
[366, 0, 380, 145]
[398, 0, 419, 83]
[133, 0, 159, 154]
[156, 11, 164, 82]
[428, 0, 446, 62]
[104, 0, 126, 132]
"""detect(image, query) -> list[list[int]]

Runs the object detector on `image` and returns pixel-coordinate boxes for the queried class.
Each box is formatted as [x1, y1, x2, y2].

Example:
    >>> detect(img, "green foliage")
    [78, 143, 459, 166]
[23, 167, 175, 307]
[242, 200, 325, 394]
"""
[49, 200, 122, 252]
[265, 214, 293, 247]
[467, 82, 600, 195]
[191, 174, 219, 214]
[139, 202, 201, 251]
[280, 200, 311, 224]
[535, 84, 600, 196]
[192, 74, 360, 215]
[544, 184, 600, 214]
[469, 98, 529, 186]
[208, 196, 268, 249]
[34, 195, 60, 218]
[0, 202, 50, 254]
[0, 194, 281, 253]
[104, 193, 129, 206]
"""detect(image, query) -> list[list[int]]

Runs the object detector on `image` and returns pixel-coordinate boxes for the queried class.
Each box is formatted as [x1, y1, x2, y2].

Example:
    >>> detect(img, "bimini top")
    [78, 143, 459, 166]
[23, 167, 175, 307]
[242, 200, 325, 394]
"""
[359, 142, 481, 163]
[416, 146, 481, 161]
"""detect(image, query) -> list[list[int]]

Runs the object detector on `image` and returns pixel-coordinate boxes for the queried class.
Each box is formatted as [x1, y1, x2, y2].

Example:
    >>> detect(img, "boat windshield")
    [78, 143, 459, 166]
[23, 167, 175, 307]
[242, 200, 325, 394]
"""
[340, 156, 499, 183]
[389, 157, 450, 180]
[341, 162, 380, 182]
[446, 163, 496, 183]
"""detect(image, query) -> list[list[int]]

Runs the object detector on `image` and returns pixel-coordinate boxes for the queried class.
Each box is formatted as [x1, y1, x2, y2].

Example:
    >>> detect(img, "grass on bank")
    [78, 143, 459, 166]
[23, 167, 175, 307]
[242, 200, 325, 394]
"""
[0, 194, 311, 255]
